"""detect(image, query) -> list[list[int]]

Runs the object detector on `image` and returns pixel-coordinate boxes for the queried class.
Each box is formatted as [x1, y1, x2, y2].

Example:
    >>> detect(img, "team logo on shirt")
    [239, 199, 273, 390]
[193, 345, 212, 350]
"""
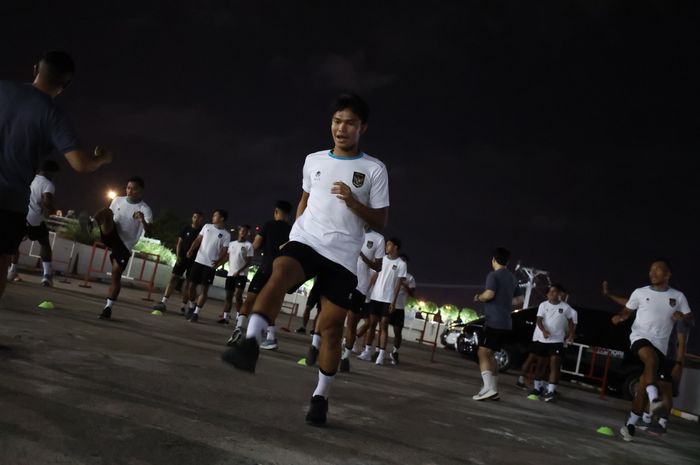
[352, 171, 366, 188]
[392, 265, 397, 270]
[314, 171, 321, 180]
[669, 298, 677, 307]
[218, 233, 223, 238]
[367, 241, 374, 248]
[558, 308, 563, 314]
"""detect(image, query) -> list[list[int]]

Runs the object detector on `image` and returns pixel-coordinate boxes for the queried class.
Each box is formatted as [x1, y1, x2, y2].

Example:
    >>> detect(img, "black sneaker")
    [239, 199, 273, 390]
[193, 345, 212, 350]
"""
[543, 391, 556, 402]
[296, 327, 307, 334]
[227, 327, 243, 346]
[221, 337, 259, 373]
[99, 306, 112, 320]
[390, 351, 399, 365]
[305, 395, 328, 426]
[306, 345, 319, 366]
[339, 357, 350, 372]
[185, 308, 195, 320]
[189, 313, 199, 323]
[217, 316, 229, 324]
[180, 306, 187, 315]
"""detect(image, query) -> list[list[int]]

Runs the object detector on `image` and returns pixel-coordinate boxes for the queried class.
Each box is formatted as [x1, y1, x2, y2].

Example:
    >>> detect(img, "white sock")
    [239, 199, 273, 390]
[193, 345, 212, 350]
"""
[312, 370, 334, 398]
[246, 314, 268, 344]
[518, 375, 526, 384]
[161, 296, 168, 304]
[646, 385, 659, 402]
[311, 333, 322, 349]
[393, 346, 399, 353]
[9, 263, 18, 273]
[481, 371, 494, 391]
[547, 383, 556, 393]
[627, 411, 640, 426]
[188, 301, 196, 310]
[642, 412, 652, 424]
[266, 325, 276, 341]
[194, 306, 202, 314]
[375, 346, 380, 353]
[42, 261, 52, 275]
[341, 347, 351, 360]
[377, 349, 385, 359]
[236, 314, 248, 329]
[223, 312, 230, 319]
[364, 344, 371, 353]
[659, 417, 668, 428]
[106, 298, 116, 308]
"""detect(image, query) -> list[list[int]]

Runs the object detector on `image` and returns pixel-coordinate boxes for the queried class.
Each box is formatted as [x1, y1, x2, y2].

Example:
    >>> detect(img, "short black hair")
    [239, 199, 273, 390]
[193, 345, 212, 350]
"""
[127, 176, 145, 188]
[39, 50, 75, 89]
[550, 283, 568, 294]
[275, 200, 292, 214]
[652, 258, 672, 273]
[331, 93, 370, 123]
[215, 209, 228, 221]
[388, 237, 402, 249]
[40, 159, 60, 173]
[399, 253, 410, 262]
[193, 210, 204, 216]
[239, 224, 251, 230]
[493, 247, 511, 266]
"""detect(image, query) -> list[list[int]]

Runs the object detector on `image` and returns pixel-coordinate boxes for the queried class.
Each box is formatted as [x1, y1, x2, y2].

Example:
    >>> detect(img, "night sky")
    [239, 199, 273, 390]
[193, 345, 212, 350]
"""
[3, 2, 698, 348]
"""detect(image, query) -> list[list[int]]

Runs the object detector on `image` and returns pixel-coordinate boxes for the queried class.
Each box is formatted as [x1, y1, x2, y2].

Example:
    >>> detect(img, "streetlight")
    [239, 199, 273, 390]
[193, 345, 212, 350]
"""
[107, 190, 117, 200]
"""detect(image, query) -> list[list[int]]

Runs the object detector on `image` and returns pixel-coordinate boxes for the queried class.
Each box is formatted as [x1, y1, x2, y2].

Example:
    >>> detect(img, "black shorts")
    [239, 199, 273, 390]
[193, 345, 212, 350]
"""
[100, 227, 131, 270]
[481, 327, 511, 352]
[389, 309, 406, 328]
[172, 257, 194, 278]
[0, 209, 26, 255]
[26, 222, 50, 242]
[349, 290, 367, 316]
[225, 275, 247, 291]
[279, 241, 357, 309]
[531, 341, 564, 357]
[189, 262, 216, 286]
[629, 339, 674, 382]
[307, 281, 321, 310]
[248, 268, 270, 294]
[368, 300, 391, 318]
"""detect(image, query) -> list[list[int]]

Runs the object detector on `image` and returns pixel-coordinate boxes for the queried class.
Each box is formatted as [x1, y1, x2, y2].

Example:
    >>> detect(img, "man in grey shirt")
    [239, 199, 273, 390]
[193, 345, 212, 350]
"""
[1, 50, 111, 301]
[472, 247, 524, 400]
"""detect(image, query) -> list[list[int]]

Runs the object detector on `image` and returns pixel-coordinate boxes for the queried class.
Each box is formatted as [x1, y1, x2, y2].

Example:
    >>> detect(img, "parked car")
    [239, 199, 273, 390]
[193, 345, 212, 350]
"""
[451, 305, 643, 399]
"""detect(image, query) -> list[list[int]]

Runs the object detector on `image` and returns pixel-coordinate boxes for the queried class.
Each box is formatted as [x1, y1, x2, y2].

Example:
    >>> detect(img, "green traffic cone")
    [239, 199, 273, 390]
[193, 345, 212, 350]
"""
[297, 358, 307, 366]
[596, 426, 614, 436]
[38, 301, 54, 310]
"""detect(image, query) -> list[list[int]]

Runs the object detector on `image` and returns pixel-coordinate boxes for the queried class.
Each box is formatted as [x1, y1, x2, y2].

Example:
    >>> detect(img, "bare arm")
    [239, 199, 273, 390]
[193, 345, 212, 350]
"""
[566, 319, 575, 343]
[390, 277, 405, 311]
[63, 148, 112, 173]
[252, 234, 264, 251]
[187, 235, 203, 258]
[537, 316, 550, 339]
[40, 192, 56, 216]
[296, 191, 309, 219]
[474, 289, 496, 303]
[133, 211, 153, 237]
[611, 307, 633, 325]
[331, 182, 388, 230]
[360, 252, 382, 271]
[175, 237, 183, 259]
[602, 281, 628, 307]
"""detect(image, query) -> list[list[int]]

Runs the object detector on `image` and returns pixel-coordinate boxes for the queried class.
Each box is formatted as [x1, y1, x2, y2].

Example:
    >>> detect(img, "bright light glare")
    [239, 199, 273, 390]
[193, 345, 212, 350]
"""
[107, 190, 117, 200]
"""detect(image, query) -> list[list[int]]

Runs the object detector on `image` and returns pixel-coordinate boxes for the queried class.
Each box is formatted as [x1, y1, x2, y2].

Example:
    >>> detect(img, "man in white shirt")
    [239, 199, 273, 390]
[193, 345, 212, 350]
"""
[338, 228, 385, 372]
[222, 94, 390, 426]
[613, 259, 694, 442]
[389, 253, 416, 366]
[526, 284, 575, 402]
[359, 238, 407, 366]
[218, 225, 254, 325]
[185, 210, 231, 323]
[94, 176, 153, 320]
[7, 160, 60, 286]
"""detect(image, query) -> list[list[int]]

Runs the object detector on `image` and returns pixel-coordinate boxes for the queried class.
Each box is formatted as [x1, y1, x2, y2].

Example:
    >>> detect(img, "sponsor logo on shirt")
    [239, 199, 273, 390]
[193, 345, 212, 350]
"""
[352, 171, 366, 188]
[670, 298, 677, 307]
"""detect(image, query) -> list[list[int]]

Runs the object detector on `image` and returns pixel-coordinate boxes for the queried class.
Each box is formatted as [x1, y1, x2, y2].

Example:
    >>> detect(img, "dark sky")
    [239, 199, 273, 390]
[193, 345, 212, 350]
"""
[3, 1, 699, 343]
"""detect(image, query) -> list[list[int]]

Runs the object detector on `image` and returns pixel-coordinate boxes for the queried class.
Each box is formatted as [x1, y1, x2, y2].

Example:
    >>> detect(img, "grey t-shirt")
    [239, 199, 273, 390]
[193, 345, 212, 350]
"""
[483, 267, 522, 330]
[0, 81, 78, 213]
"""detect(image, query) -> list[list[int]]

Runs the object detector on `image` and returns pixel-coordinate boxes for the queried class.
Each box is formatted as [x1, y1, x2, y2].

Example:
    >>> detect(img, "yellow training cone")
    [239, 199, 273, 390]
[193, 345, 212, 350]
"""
[297, 358, 307, 366]
[596, 426, 614, 436]
[38, 301, 55, 310]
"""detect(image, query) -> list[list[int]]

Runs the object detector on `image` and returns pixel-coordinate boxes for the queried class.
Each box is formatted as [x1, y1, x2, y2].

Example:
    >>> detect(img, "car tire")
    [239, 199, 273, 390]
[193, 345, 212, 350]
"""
[494, 348, 511, 372]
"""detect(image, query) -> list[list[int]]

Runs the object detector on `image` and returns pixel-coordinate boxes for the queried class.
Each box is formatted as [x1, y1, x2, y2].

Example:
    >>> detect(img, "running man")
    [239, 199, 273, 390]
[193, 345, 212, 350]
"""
[95, 177, 153, 320]
[226, 201, 292, 345]
[218, 225, 254, 324]
[472, 247, 524, 401]
[1, 50, 111, 301]
[7, 160, 61, 286]
[612, 259, 694, 442]
[359, 238, 406, 366]
[152, 211, 204, 314]
[222, 94, 389, 426]
[185, 210, 231, 323]
[390, 253, 416, 365]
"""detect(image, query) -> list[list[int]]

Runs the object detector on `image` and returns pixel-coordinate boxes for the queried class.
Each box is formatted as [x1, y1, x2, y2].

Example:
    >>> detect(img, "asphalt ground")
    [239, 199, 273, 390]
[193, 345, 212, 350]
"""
[1, 273, 699, 465]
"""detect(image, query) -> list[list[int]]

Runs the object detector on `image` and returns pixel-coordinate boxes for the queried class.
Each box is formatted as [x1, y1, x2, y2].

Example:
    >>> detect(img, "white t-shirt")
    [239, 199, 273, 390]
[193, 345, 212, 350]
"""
[227, 240, 254, 276]
[194, 223, 231, 268]
[370, 255, 408, 303]
[290, 150, 390, 274]
[395, 272, 416, 310]
[532, 300, 576, 343]
[26, 175, 55, 226]
[109, 196, 153, 251]
[356, 230, 386, 295]
[627, 286, 692, 355]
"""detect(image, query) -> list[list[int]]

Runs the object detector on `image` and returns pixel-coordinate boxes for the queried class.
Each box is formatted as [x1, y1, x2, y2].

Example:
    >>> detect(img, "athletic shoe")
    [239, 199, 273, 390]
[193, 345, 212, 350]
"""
[339, 357, 350, 372]
[645, 422, 667, 437]
[649, 398, 665, 416]
[543, 391, 556, 402]
[221, 337, 259, 373]
[227, 328, 243, 346]
[305, 395, 328, 426]
[375, 354, 385, 366]
[357, 350, 372, 361]
[185, 308, 195, 320]
[152, 302, 167, 312]
[515, 380, 528, 390]
[620, 424, 635, 442]
[307, 345, 319, 366]
[98, 306, 112, 320]
[179, 306, 187, 315]
[526, 389, 542, 400]
[41, 274, 53, 287]
[296, 327, 307, 334]
[390, 351, 399, 365]
[260, 339, 278, 350]
[472, 388, 499, 401]
[189, 313, 199, 323]
[217, 317, 229, 325]
[634, 419, 652, 431]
